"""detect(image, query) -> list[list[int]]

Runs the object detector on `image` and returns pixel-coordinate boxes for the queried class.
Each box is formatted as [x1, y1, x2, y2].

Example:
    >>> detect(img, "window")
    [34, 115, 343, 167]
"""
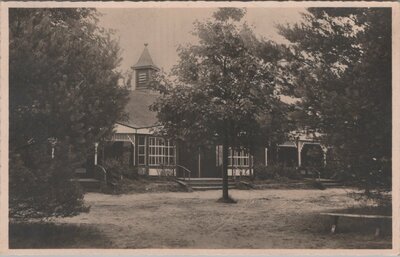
[215, 146, 251, 167]
[138, 136, 146, 165]
[148, 137, 175, 166]
[138, 71, 147, 84]
[228, 147, 250, 167]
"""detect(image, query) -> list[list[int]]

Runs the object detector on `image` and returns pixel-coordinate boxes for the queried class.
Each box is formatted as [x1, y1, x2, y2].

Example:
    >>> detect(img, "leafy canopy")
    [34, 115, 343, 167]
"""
[152, 8, 290, 151]
[9, 8, 129, 218]
[278, 8, 391, 197]
[151, 8, 292, 200]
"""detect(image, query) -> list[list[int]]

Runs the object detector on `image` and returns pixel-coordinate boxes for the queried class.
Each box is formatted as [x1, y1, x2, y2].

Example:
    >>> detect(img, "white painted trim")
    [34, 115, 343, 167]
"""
[265, 148, 268, 166]
[148, 168, 176, 176]
[114, 123, 136, 134]
[228, 168, 252, 176]
[136, 127, 153, 134]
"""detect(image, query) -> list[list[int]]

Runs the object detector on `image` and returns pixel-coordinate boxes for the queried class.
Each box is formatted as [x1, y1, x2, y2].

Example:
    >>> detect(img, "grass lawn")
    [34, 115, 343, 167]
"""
[10, 188, 392, 249]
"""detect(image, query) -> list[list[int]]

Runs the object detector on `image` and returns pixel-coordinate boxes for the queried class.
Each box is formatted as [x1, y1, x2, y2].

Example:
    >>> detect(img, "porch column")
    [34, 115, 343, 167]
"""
[51, 142, 56, 159]
[321, 145, 328, 167]
[132, 143, 135, 166]
[174, 145, 177, 176]
[265, 148, 268, 166]
[94, 142, 99, 165]
[48, 138, 57, 159]
[297, 141, 304, 167]
[250, 155, 254, 177]
[127, 135, 135, 167]
[198, 147, 201, 178]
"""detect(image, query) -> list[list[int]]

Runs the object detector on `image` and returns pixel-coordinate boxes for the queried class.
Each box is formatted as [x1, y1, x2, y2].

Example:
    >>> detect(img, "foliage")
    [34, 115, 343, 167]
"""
[151, 8, 291, 200]
[102, 158, 126, 184]
[254, 164, 300, 180]
[307, 180, 326, 190]
[278, 8, 391, 199]
[10, 222, 111, 248]
[254, 164, 278, 180]
[9, 148, 89, 219]
[303, 145, 324, 167]
[9, 8, 128, 218]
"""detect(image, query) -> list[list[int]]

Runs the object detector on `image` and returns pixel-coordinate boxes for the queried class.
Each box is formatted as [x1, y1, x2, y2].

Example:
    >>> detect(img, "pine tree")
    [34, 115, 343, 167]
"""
[278, 8, 391, 200]
[9, 8, 129, 218]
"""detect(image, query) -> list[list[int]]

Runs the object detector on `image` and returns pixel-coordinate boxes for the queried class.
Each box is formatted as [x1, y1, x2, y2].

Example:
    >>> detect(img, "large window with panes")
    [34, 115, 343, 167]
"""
[228, 148, 250, 167]
[148, 137, 175, 166]
[138, 136, 146, 165]
[215, 146, 251, 167]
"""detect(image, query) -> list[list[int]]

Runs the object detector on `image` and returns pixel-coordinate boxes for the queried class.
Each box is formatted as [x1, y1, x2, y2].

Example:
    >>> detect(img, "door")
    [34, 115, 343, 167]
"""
[200, 145, 221, 178]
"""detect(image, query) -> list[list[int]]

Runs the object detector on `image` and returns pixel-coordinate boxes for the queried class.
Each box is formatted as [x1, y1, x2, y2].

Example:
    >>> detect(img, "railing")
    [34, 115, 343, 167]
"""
[155, 164, 176, 177]
[94, 164, 107, 186]
[175, 164, 192, 181]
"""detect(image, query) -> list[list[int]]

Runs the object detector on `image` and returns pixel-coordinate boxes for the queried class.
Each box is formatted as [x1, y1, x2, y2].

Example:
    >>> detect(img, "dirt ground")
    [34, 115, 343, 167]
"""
[29, 188, 390, 249]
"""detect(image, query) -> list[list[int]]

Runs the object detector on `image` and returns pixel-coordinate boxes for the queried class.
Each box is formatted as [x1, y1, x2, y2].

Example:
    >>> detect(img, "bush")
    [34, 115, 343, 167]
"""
[9, 222, 111, 248]
[9, 148, 88, 219]
[307, 180, 326, 190]
[103, 158, 122, 178]
[254, 164, 279, 180]
[254, 164, 301, 180]
[281, 166, 302, 179]
[102, 158, 139, 193]
[318, 165, 337, 179]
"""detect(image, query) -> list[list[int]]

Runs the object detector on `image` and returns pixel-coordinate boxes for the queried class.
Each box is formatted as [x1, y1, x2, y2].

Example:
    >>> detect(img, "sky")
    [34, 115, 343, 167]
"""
[97, 8, 306, 73]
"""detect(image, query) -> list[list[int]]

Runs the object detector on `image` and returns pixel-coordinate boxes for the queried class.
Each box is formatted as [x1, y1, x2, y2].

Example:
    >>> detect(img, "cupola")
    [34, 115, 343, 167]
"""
[131, 43, 160, 90]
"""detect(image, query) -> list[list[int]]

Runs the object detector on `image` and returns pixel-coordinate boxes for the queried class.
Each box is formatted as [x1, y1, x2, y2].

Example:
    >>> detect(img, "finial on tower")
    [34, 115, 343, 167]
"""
[144, 43, 148, 47]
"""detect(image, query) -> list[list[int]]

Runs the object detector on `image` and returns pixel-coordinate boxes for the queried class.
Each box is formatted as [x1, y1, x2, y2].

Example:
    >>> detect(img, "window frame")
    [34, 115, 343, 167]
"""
[228, 147, 250, 168]
[148, 137, 175, 166]
[138, 135, 146, 165]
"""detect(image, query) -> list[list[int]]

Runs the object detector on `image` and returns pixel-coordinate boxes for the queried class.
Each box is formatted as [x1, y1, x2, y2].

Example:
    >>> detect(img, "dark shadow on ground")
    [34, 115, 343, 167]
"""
[299, 212, 392, 249]
[9, 222, 113, 249]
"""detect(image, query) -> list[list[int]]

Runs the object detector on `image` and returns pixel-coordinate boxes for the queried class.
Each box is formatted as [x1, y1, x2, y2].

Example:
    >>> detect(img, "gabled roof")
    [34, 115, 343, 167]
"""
[119, 90, 159, 129]
[132, 44, 159, 70]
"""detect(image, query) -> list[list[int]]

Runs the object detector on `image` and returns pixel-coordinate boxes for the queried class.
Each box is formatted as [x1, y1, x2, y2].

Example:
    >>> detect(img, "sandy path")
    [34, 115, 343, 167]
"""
[57, 189, 392, 249]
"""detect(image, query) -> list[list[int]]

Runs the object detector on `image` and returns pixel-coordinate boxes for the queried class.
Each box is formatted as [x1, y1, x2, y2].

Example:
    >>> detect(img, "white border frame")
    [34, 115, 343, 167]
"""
[1, 1, 399, 255]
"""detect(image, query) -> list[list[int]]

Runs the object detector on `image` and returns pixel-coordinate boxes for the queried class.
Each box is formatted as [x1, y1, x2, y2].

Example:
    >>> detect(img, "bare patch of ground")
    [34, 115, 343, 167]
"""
[10, 189, 392, 249]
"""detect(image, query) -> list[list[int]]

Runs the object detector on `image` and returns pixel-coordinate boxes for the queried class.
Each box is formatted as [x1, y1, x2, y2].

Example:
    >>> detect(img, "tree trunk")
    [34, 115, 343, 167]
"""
[222, 136, 229, 200]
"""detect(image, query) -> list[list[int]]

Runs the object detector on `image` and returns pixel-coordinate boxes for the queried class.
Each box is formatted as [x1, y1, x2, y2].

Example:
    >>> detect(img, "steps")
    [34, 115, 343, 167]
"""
[305, 178, 345, 188]
[72, 168, 101, 192]
[177, 177, 237, 191]
[321, 181, 345, 188]
[319, 178, 345, 188]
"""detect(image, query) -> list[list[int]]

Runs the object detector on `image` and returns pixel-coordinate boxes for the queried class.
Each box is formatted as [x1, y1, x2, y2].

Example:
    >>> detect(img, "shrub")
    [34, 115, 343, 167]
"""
[318, 165, 337, 179]
[9, 148, 88, 219]
[254, 164, 279, 180]
[307, 180, 326, 190]
[280, 166, 302, 179]
[254, 164, 301, 180]
[101, 158, 139, 193]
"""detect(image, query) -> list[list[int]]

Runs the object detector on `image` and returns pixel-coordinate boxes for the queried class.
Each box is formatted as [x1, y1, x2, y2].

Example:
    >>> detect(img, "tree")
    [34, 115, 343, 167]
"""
[9, 8, 129, 218]
[151, 8, 289, 201]
[278, 8, 391, 200]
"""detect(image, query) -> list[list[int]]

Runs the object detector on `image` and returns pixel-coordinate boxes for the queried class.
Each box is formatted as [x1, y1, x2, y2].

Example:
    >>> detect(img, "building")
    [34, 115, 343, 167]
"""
[94, 44, 328, 178]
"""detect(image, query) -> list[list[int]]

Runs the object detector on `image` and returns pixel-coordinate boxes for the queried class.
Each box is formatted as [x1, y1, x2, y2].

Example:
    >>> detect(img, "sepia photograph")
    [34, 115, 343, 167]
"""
[0, 1, 399, 254]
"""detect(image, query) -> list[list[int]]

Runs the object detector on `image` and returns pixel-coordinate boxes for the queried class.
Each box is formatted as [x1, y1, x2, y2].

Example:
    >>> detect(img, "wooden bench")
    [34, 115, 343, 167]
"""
[320, 212, 392, 237]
